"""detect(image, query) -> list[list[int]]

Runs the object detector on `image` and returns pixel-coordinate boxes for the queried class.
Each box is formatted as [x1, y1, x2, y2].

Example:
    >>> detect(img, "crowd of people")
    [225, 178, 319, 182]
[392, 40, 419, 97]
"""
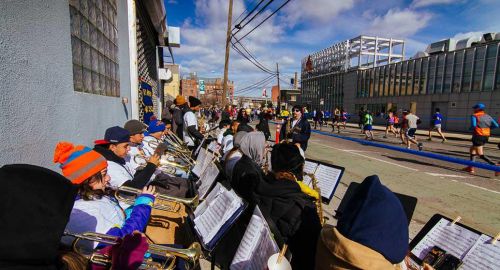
[0, 95, 497, 269]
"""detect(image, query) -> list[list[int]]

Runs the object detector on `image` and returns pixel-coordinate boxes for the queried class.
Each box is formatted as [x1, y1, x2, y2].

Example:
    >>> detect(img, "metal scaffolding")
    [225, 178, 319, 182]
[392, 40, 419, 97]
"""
[301, 35, 405, 77]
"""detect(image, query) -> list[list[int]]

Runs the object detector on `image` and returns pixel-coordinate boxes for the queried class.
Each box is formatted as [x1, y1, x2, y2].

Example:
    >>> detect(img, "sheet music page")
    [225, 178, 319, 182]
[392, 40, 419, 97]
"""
[411, 218, 481, 260]
[192, 149, 207, 177]
[197, 163, 220, 199]
[208, 141, 219, 152]
[193, 182, 224, 217]
[461, 234, 500, 270]
[314, 164, 342, 198]
[230, 207, 279, 270]
[194, 187, 243, 245]
[304, 161, 318, 174]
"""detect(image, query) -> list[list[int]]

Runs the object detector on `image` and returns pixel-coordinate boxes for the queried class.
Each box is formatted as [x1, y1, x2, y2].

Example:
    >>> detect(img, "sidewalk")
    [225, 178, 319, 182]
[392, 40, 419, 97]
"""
[305, 120, 500, 145]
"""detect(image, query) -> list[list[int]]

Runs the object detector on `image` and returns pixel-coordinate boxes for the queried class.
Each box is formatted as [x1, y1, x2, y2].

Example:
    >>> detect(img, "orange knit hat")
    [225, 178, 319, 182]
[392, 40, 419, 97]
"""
[175, 95, 187, 105]
[53, 142, 107, 184]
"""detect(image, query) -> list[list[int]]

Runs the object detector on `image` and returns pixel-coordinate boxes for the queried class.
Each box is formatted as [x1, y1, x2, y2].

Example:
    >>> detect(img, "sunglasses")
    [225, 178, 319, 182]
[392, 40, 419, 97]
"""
[293, 109, 301, 112]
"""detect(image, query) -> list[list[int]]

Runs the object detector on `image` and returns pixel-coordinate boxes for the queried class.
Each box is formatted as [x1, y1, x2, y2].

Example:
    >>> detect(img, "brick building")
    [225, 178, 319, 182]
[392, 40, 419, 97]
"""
[180, 73, 234, 105]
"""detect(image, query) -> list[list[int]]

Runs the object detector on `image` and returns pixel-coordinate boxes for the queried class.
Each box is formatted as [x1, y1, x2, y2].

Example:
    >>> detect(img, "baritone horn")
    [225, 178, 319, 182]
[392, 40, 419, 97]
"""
[133, 155, 190, 173]
[64, 231, 202, 270]
[115, 185, 199, 211]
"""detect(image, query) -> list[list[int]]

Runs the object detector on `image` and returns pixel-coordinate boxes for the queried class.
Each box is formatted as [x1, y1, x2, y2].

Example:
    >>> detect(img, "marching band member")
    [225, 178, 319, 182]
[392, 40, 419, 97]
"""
[216, 119, 231, 145]
[142, 119, 166, 158]
[124, 119, 148, 174]
[53, 142, 156, 251]
[223, 130, 248, 180]
[173, 95, 189, 140]
[256, 142, 322, 270]
[230, 131, 267, 203]
[280, 104, 311, 151]
[1, 163, 150, 270]
[221, 120, 240, 155]
[183, 96, 204, 151]
[315, 175, 408, 270]
[94, 126, 159, 189]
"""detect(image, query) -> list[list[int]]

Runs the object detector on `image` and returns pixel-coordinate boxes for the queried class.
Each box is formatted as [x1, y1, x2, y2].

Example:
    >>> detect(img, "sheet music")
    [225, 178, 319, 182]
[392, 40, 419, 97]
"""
[411, 218, 481, 260]
[197, 162, 220, 199]
[192, 149, 210, 177]
[194, 137, 207, 157]
[461, 234, 500, 270]
[194, 184, 244, 245]
[314, 164, 342, 199]
[230, 207, 279, 270]
[208, 141, 219, 152]
[304, 161, 318, 174]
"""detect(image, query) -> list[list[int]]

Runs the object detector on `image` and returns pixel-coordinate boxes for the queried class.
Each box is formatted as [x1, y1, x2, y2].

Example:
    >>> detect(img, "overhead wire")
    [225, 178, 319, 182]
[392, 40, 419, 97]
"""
[234, 74, 276, 94]
[233, 0, 267, 31]
[234, 0, 292, 43]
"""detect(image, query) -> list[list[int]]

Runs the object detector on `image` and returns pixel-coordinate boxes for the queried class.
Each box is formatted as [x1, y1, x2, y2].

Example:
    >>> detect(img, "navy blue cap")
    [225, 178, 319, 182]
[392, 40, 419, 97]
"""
[95, 126, 130, 145]
[337, 175, 408, 264]
[473, 103, 485, 110]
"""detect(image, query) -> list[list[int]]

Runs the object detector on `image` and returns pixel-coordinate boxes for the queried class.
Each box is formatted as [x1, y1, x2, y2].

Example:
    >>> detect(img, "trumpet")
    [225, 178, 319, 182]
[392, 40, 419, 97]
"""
[115, 185, 199, 212]
[304, 173, 326, 226]
[64, 231, 202, 270]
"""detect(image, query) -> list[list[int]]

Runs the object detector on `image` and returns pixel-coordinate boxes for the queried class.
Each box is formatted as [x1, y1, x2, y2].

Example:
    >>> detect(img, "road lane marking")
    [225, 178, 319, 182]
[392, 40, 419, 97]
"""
[310, 141, 419, 171]
[463, 183, 500, 195]
[425, 173, 470, 179]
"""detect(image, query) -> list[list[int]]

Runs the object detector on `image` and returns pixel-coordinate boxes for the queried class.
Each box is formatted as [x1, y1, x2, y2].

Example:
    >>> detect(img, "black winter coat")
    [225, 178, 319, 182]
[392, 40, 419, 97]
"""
[280, 117, 311, 151]
[256, 174, 322, 270]
[231, 155, 264, 204]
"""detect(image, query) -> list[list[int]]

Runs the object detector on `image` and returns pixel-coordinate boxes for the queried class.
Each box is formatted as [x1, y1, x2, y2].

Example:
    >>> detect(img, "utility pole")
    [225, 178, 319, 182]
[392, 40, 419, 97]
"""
[222, 0, 233, 107]
[276, 63, 281, 112]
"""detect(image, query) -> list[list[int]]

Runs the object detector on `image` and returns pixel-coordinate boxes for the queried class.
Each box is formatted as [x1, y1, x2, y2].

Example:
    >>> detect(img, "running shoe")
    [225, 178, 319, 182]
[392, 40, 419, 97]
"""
[441, 139, 447, 143]
[427, 138, 432, 141]
[462, 166, 475, 174]
[418, 143, 423, 151]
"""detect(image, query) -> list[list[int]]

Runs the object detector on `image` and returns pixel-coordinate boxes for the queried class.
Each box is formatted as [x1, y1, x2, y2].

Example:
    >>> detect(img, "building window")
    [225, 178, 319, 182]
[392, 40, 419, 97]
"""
[472, 46, 486, 91]
[435, 54, 445, 93]
[69, 0, 120, 96]
[395, 63, 401, 96]
[443, 53, 454, 93]
[420, 57, 428, 95]
[428, 55, 437, 94]
[482, 45, 497, 91]
[414, 59, 421, 95]
[401, 61, 408, 96]
[462, 48, 474, 92]
[452, 51, 463, 93]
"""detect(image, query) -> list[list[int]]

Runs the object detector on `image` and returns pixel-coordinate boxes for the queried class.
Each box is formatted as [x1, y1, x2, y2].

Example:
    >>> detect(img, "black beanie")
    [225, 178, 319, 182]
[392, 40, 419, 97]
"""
[0, 164, 77, 267]
[189, 96, 202, 107]
[271, 143, 304, 176]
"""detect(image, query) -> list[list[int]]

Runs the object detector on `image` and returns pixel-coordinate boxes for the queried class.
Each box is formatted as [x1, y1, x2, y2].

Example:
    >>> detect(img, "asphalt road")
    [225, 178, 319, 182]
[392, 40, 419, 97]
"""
[299, 125, 500, 239]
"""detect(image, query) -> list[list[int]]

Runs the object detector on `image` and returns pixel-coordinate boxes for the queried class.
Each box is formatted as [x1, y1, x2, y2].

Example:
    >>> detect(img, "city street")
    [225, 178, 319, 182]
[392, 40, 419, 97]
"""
[270, 123, 500, 238]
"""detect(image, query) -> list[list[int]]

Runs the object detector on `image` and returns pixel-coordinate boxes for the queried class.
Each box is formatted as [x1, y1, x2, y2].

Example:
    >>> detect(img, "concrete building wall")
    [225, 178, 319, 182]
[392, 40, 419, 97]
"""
[164, 64, 180, 101]
[0, 0, 132, 169]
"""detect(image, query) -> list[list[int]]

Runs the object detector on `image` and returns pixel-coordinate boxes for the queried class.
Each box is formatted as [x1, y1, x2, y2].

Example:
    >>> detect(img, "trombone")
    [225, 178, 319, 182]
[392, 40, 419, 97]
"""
[115, 185, 199, 212]
[133, 154, 191, 174]
[64, 231, 202, 270]
[146, 140, 195, 167]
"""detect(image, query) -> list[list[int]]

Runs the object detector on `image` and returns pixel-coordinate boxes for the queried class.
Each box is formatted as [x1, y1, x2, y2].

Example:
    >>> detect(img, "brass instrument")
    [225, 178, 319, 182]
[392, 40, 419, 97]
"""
[133, 154, 190, 174]
[115, 185, 199, 212]
[304, 173, 326, 226]
[284, 118, 291, 143]
[146, 138, 195, 167]
[64, 231, 202, 270]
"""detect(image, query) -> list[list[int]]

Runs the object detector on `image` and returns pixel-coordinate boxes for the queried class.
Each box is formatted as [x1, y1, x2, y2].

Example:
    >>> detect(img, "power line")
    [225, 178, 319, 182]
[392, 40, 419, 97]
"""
[233, 0, 267, 30]
[231, 38, 276, 75]
[231, 38, 276, 74]
[233, 0, 275, 36]
[234, 78, 276, 96]
[234, 0, 292, 43]
[234, 74, 276, 93]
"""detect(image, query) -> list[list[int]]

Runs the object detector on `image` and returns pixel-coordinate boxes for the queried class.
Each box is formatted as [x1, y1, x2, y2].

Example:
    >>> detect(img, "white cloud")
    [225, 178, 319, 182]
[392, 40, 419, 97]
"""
[282, 0, 355, 26]
[367, 8, 432, 38]
[411, 0, 456, 8]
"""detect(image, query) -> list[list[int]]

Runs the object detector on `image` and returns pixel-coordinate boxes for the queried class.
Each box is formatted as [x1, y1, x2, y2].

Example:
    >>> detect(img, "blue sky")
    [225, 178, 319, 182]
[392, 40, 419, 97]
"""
[164, 0, 500, 97]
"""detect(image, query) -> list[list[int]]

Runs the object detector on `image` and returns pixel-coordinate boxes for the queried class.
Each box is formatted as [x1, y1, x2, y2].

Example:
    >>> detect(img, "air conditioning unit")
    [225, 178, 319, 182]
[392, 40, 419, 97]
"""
[456, 36, 482, 50]
[480, 32, 499, 43]
[427, 39, 456, 54]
